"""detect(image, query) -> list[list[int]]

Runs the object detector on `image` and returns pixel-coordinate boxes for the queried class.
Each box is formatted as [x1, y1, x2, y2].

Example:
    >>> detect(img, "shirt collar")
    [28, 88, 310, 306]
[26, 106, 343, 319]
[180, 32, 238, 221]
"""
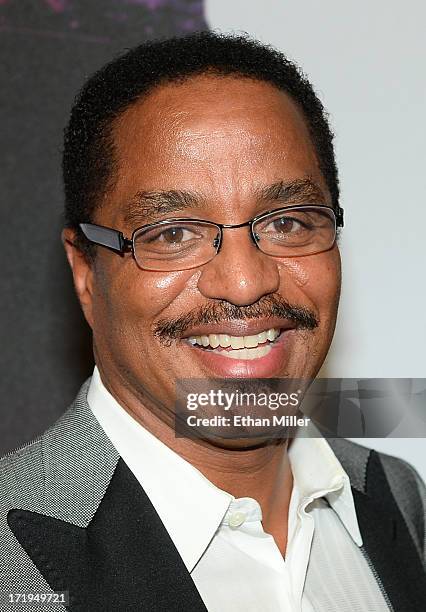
[288, 424, 363, 547]
[88, 367, 362, 572]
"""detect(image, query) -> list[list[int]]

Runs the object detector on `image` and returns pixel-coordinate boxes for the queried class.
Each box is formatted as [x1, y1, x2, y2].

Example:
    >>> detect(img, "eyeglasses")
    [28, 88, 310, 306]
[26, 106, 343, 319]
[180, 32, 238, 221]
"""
[79, 204, 344, 272]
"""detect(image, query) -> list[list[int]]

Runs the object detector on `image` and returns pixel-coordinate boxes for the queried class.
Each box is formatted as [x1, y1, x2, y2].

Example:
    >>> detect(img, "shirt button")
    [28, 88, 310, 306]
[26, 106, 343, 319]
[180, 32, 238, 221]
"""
[228, 511, 246, 528]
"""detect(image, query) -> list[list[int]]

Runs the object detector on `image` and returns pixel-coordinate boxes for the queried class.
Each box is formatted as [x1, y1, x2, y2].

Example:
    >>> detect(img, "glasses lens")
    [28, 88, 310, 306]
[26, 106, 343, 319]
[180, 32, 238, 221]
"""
[133, 221, 220, 271]
[253, 206, 336, 256]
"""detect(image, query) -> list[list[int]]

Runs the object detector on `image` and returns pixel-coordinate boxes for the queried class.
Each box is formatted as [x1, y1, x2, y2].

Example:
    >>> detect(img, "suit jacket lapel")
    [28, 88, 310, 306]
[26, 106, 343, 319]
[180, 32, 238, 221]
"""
[8, 458, 207, 612]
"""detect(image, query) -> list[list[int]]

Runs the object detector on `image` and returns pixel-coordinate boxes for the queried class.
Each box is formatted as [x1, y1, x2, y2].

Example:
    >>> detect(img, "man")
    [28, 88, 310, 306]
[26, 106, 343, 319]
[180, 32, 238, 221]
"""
[0, 31, 425, 612]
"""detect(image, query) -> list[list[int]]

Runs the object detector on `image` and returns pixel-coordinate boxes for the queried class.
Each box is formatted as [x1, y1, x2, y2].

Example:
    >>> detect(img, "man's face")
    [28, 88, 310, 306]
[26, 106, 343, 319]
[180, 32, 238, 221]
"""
[70, 75, 341, 427]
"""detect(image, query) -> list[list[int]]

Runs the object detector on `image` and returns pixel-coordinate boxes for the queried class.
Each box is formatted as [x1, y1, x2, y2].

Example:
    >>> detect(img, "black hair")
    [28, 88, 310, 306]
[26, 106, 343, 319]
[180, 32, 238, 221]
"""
[63, 30, 339, 254]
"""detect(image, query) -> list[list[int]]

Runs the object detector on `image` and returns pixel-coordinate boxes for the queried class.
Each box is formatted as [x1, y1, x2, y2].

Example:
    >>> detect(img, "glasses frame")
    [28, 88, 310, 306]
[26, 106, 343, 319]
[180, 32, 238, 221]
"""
[79, 203, 344, 270]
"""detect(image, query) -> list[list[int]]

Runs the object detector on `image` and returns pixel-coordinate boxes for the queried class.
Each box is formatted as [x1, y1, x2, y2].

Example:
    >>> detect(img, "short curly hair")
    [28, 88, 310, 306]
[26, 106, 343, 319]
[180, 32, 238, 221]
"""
[63, 30, 339, 255]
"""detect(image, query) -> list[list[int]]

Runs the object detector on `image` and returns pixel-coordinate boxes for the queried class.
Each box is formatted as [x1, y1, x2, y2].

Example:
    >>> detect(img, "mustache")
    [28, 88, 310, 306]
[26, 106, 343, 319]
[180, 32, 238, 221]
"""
[153, 294, 319, 346]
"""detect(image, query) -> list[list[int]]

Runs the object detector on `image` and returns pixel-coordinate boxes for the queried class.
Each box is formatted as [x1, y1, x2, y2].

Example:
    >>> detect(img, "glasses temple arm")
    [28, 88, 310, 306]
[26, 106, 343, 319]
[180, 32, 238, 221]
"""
[79, 223, 132, 253]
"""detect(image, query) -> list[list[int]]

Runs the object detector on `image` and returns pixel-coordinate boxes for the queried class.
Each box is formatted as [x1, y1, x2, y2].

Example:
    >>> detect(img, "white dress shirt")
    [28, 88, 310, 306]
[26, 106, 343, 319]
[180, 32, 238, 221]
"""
[88, 367, 389, 611]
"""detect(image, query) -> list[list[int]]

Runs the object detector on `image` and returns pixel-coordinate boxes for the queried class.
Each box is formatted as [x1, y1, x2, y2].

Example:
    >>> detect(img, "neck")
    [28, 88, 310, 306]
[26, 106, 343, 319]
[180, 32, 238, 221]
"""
[181, 438, 292, 513]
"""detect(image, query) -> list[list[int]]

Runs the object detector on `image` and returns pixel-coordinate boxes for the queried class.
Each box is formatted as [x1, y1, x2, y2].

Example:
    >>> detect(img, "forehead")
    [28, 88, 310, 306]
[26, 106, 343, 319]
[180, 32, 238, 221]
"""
[103, 75, 327, 224]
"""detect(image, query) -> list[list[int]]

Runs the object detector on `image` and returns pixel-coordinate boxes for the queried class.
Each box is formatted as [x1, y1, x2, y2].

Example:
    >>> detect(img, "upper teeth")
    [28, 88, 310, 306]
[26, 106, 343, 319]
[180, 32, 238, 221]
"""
[188, 328, 280, 349]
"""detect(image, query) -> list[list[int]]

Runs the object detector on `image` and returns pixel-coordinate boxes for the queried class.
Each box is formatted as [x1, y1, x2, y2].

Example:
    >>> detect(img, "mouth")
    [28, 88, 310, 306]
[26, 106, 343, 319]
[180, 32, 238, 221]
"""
[186, 327, 281, 361]
[179, 320, 298, 377]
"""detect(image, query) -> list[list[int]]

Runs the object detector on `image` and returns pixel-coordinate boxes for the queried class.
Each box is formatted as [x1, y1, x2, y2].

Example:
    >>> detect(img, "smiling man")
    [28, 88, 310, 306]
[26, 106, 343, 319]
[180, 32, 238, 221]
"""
[1, 32, 425, 612]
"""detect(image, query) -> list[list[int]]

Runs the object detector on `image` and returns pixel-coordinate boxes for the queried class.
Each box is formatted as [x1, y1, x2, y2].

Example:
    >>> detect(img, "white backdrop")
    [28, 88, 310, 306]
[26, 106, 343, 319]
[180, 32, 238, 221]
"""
[206, 0, 426, 480]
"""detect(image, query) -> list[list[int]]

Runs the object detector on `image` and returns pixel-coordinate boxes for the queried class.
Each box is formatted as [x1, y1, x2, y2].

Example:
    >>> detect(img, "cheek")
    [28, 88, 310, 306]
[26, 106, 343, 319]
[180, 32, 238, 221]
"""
[138, 271, 195, 320]
[308, 249, 341, 319]
[279, 258, 310, 288]
[101, 265, 198, 330]
[279, 248, 341, 315]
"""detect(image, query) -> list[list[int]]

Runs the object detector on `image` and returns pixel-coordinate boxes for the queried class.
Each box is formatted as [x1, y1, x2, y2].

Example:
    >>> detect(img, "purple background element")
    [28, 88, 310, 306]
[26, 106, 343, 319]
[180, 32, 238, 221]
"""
[0, 1, 207, 455]
[0, 0, 204, 40]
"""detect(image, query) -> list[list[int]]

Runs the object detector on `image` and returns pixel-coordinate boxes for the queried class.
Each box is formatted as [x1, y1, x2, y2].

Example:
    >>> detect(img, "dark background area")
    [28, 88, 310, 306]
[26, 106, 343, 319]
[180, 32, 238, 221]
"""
[0, 0, 207, 455]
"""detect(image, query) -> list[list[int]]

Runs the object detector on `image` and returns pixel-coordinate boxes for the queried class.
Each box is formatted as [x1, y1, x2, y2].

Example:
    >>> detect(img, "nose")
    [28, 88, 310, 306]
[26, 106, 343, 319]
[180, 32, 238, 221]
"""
[197, 227, 280, 306]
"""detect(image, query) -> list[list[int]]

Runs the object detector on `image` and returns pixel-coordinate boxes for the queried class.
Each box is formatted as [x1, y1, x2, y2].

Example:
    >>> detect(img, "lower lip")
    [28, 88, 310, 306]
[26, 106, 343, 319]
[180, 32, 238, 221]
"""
[185, 330, 296, 378]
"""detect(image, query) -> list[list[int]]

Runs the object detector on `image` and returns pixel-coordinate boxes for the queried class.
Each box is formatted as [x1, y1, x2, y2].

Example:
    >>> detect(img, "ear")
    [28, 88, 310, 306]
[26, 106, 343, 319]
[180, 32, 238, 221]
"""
[62, 228, 95, 329]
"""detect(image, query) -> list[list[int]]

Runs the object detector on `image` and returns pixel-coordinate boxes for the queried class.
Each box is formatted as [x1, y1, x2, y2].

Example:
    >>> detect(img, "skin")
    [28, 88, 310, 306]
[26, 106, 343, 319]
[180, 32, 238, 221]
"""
[63, 75, 341, 555]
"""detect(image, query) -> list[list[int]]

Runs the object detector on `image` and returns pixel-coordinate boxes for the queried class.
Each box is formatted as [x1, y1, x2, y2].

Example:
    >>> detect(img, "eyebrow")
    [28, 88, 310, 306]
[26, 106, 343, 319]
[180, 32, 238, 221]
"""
[256, 178, 326, 205]
[123, 178, 326, 226]
[123, 189, 204, 225]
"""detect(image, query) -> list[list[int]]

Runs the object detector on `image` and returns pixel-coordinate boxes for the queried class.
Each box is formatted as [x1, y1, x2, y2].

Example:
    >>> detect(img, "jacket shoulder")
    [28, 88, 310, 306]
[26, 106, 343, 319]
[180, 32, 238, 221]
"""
[0, 378, 93, 508]
[0, 435, 46, 510]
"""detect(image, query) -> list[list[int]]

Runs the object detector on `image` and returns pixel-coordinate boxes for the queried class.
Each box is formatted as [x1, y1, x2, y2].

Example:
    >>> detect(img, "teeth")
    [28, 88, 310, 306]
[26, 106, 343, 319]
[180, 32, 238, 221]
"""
[188, 328, 280, 352]
[230, 336, 245, 349]
[267, 329, 277, 341]
[209, 334, 220, 349]
[257, 331, 267, 344]
[223, 344, 272, 360]
[244, 335, 259, 348]
[219, 334, 231, 347]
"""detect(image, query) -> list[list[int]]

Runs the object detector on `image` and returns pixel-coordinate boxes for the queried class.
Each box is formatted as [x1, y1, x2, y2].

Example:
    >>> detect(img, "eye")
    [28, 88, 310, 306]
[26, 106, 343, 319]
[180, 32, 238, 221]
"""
[146, 225, 201, 245]
[262, 214, 311, 235]
[268, 215, 305, 233]
[253, 209, 322, 247]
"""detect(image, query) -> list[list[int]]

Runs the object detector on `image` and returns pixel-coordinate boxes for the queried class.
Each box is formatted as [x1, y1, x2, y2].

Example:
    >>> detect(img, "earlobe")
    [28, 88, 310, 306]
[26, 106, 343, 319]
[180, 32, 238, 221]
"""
[61, 228, 95, 329]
